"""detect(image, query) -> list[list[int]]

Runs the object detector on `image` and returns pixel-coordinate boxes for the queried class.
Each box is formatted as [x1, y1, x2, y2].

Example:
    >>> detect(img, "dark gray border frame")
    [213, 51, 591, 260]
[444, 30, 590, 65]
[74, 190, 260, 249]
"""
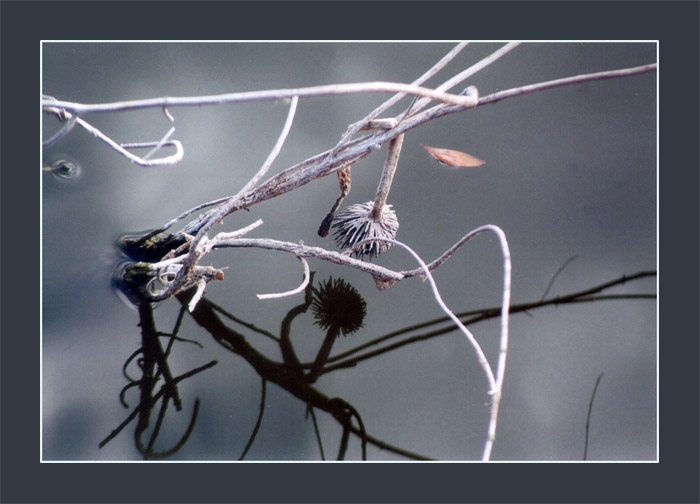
[3, 1, 697, 502]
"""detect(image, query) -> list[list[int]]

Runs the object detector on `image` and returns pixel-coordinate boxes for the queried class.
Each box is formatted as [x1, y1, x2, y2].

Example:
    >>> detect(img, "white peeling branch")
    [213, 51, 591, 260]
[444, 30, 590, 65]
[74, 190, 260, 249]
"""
[357, 236, 497, 391]
[479, 225, 512, 462]
[42, 112, 78, 148]
[41, 81, 479, 115]
[43, 106, 183, 167]
[213, 237, 405, 288]
[352, 226, 512, 462]
[188, 280, 207, 312]
[257, 257, 310, 300]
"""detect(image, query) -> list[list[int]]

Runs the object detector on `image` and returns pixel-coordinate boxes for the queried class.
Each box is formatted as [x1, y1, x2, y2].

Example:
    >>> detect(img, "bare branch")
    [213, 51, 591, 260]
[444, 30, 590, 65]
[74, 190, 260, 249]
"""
[350, 227, 512, 462]
[42, 112, 78, 148]
[41, 81, 480, 115]
[324, 271, 656, 373]
[237, 96, 299, 196]
[257, 257, 310, 300]
[480, 224, 512, 462]
[43, 106, 184, 166]
[400, 41, 521, 120]
[332, 42, 471, 152]
[215, 237, 404, 289]
[479, 63, 657, 105]
[143, 126, 176, 161]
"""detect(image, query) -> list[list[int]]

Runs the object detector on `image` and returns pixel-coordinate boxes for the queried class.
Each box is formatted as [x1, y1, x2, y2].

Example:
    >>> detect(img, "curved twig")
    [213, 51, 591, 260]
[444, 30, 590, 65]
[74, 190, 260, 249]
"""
[307, 406, 326, 460]
[238, 96, 298, 196]
[42, 112, 78, 148]
[141, 398, 201, 460]
[239, 378, 267, 460]
[351, 225, 511, 462]
[583, 373, 604, 460]
[257, 256, 310, 300]
[43, 106, 184, 166]
[322, 272, 655, 375]
[351, 236, 497, 390]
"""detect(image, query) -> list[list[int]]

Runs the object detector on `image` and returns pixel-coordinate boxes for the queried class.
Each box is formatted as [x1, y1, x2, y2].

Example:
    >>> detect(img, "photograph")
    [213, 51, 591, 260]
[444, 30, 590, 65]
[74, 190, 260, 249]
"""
[41, 41, 657, 462]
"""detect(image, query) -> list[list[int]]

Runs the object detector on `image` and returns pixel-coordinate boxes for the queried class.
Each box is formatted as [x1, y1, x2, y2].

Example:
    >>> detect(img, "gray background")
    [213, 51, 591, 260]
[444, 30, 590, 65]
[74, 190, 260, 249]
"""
[42, 42, 656, 461]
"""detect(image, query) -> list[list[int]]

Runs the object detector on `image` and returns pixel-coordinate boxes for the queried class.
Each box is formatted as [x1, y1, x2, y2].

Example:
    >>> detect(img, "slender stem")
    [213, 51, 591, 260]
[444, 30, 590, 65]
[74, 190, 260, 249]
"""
[371, 133, 404, 219]
[479, 63, 657, 106]
[237, 96, 298, 196]
[481, 225, 512, 461]
[42, 81, 479, 114]
[583, 373, 604, 460]
[307, 327, 340, 383]
[256, 256, 310, 300]
[239, 378, 267, 460]
[351, 226, 511, 462]
[308, 406, 326, 460]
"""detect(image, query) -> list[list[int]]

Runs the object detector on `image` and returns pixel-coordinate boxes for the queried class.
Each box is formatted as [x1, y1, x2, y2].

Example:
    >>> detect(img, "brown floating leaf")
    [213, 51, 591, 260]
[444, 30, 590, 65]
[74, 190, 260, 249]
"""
[421, 144, 485, 167]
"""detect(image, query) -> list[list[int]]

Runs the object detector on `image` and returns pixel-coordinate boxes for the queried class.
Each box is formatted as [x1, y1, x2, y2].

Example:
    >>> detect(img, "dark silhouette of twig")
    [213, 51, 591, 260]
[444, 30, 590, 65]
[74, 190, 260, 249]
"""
[541, 255, 578, 301]
[239, 378, 267, 460]
[307, 406, 326, 460]
[208, 300, 279, 342]
[584, 373, 604, 460]
[322, 271, 656, 375]
[100, 361, 216, 450]
[101, 301, 217, 455]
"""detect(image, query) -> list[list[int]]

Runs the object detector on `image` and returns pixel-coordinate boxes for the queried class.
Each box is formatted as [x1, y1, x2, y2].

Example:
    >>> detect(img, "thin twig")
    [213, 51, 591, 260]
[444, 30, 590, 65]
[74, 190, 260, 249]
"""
[214, 237, 404, 287]
[371, 133, 404, 218]
[541, 255, 578, 301]
[352, 230, 512, 462]
[43, 107, 184, 166]
[237, 96, 299, 196]
[352, 236, 495, 389]
[479, 64, 657, 106]
[307, 406, 326, 460]
[239, 378, 267, 460]
[322, 272, 655, 375]
[42, 81, 480, 115]
[143, 126, 176, 161]
[257, 257, 310, 300]
[42, 113, 78, 148]
[480, 225, 512, 462]
[583, 373, 604, 460]
[332, 42, 470, 152]
[400, 41, 520, 120]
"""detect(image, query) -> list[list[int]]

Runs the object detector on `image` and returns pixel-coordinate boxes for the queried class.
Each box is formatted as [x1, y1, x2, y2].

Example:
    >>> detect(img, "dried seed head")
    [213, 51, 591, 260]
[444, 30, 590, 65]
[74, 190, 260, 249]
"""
[332, 201, 399, 260]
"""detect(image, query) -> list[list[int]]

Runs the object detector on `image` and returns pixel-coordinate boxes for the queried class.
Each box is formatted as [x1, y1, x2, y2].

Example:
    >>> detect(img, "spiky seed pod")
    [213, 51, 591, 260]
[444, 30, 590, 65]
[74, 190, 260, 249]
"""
[311, 277, 367, 337]
[332, 201, 399, 260]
